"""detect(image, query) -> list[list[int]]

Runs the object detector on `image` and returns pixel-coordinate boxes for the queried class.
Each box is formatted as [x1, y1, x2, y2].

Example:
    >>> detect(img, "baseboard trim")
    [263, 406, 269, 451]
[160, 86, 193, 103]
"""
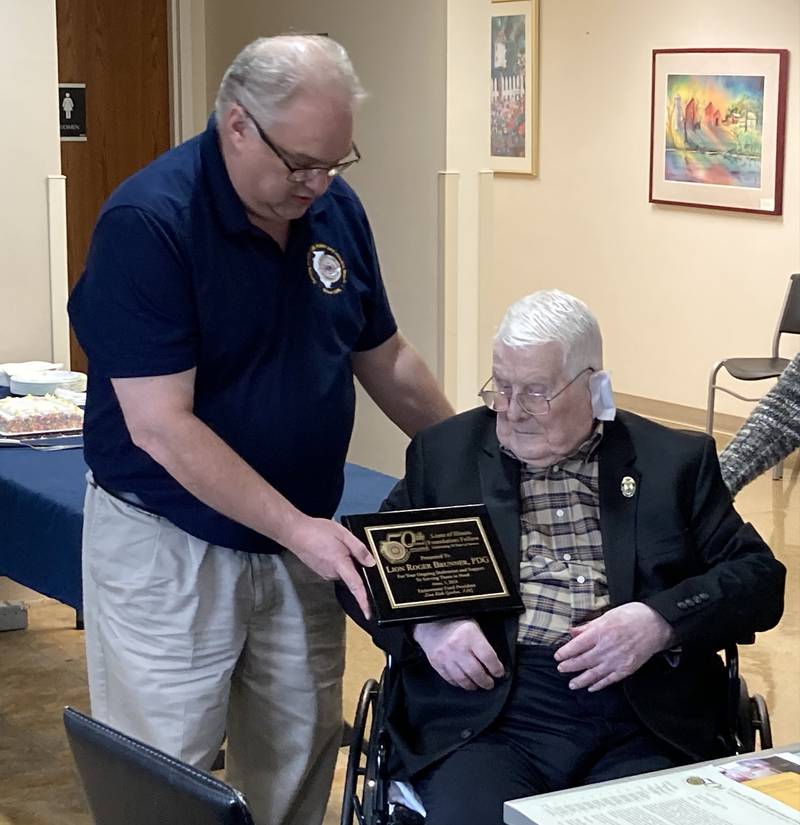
[614, 392, 742, 436]
[615, 392, 798, 469]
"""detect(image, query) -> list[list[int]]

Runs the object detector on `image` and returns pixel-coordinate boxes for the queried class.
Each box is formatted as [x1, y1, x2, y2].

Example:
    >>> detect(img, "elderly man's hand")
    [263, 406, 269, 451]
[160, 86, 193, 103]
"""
[413, 618, 505, 691]
[554, 602, 677, 692]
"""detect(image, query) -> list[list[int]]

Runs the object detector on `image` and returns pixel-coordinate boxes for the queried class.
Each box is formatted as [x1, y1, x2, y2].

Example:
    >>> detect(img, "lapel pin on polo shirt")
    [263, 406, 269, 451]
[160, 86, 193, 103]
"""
[621, 476, 636, 498]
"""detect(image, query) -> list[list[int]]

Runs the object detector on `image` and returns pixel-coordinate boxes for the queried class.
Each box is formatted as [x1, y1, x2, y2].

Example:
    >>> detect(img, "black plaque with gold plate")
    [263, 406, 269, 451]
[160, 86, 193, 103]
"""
[341, 505, 523, 627]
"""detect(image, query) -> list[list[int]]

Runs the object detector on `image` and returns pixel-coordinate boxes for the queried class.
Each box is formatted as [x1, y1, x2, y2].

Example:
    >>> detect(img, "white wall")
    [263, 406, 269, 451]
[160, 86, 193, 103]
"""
[0, 1, 62, 362]
[203, 0, 447, 475]
[481, 0, 800, 415]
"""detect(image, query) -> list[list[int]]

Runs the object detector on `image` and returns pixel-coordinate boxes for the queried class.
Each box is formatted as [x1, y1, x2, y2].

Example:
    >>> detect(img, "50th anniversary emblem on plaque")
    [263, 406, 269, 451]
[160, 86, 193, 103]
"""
[341, 505, 523, 627]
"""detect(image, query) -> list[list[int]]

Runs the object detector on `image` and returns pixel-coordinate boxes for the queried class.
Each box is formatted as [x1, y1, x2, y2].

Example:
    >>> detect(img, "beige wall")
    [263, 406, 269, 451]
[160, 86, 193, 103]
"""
[444, 0, 494, 411]
[6, 1, 797, 470]
[171, 0, 209, 141]
[0, 1, 62, 362]
[478, 0, 800, 416]
[203, 1, 447, 475]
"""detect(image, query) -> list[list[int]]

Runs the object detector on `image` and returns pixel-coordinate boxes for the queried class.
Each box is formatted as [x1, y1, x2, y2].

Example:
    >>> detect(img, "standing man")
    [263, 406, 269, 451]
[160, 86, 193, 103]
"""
[68, 35, 453, 825]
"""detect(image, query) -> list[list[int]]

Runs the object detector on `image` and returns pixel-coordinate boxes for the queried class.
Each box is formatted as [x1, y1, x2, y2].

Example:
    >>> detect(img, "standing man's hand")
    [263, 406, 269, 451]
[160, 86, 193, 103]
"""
[283, 516, 376, 620]
[412, 618, 505, 691]
[554, 602, 677, 692]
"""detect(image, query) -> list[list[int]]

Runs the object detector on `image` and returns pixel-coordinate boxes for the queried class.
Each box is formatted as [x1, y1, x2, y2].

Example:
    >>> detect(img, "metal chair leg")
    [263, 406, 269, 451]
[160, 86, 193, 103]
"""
[772, 460, 784, 481]
[706, 362, 725, 436]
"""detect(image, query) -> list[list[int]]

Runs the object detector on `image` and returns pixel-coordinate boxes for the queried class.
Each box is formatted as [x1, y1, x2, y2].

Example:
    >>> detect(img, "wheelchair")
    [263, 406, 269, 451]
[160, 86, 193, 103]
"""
[340, 644, 772, 825]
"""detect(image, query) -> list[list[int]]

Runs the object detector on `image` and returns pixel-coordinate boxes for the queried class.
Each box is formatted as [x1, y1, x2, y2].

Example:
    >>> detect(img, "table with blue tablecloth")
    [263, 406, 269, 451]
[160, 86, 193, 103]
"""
[0, 424, 397, 617]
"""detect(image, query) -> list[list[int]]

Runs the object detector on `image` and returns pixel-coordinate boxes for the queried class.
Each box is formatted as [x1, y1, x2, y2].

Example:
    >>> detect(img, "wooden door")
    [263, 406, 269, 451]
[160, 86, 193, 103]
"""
[56, 0, 171, 372]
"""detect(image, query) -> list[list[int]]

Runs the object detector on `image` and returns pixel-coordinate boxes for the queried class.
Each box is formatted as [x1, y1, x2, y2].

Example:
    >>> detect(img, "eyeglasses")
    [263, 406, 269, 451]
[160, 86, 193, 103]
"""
[479, 367, 594, 416]
[238, 102, 361, 183]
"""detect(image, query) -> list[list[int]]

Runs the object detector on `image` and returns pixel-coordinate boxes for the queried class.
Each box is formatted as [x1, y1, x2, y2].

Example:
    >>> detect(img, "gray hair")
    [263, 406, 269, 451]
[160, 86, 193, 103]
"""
[215, 35, 366, 127]
[495, 290, 603, 378]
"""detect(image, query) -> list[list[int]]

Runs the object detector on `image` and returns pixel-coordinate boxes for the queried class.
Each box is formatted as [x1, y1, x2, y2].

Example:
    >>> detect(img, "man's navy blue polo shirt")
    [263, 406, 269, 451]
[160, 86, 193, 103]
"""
[68, 118, 397, 553]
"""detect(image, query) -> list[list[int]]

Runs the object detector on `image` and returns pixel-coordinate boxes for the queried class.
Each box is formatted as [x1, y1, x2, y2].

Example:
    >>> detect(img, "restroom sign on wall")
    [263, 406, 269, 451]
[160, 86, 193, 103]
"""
[59, 83, 87, 141]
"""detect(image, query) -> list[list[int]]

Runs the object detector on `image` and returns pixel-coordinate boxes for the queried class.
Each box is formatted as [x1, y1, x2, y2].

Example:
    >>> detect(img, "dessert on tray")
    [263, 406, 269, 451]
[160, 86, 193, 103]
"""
[0, 394, 84, 436]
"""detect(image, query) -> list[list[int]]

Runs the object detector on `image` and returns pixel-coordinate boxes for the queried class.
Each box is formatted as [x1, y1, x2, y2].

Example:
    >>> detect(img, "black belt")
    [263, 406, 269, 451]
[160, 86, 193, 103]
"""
[94, 479, 160, 516]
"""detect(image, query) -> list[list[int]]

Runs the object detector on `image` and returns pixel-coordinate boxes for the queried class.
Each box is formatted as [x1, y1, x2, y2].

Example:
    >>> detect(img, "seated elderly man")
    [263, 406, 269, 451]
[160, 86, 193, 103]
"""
[341, 289, 786, 825]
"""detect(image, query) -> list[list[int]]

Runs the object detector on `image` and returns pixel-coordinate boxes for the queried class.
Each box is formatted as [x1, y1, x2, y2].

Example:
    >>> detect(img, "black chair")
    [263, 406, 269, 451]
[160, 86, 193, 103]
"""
[341, 646, 772, 825]
[63, 706, 255, 825]
[706, 273, 800, 480]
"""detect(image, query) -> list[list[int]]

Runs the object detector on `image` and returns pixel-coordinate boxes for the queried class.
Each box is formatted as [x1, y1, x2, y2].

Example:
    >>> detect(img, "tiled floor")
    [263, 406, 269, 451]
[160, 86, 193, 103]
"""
[0, 464, 797, 825]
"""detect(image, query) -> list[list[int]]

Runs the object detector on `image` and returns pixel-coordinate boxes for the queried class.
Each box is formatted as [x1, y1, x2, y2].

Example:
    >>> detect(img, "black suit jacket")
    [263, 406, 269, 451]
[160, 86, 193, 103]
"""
[341, 408, 785, 779]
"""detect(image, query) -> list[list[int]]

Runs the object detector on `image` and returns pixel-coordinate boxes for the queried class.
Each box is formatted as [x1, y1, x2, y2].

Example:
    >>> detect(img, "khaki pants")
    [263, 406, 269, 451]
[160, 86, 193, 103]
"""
[81, 478, 345, 825]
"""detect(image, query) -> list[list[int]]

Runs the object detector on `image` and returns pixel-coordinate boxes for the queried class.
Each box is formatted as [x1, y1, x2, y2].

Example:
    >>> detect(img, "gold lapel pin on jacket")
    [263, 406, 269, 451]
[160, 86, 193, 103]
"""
[621, 476, 636, 498]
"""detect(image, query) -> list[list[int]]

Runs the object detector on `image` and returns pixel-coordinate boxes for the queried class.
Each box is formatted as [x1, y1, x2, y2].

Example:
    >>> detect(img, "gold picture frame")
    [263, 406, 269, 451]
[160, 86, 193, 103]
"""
[489, 0, 539, 176]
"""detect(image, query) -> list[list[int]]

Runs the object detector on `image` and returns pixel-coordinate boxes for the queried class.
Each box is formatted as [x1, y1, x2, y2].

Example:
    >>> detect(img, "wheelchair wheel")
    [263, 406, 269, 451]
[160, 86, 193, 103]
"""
[751, 693, 773, 750]
[341, 677, 391, 825]
[735, 674, 773, 753]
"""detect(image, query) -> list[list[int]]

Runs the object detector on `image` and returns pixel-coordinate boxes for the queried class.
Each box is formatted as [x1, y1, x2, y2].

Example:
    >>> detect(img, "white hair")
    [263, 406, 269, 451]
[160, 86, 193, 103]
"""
[214, 35, 366, 128]
[495, 290, 603, 378]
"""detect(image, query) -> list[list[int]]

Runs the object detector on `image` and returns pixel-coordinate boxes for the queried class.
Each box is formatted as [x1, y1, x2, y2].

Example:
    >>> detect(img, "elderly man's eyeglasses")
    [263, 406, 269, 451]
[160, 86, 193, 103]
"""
[238, 103, 361, 183]
[479, 367, 594, 416]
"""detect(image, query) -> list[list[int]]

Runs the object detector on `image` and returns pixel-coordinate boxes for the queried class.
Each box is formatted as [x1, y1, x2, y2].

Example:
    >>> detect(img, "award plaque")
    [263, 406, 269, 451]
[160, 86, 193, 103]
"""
[341, 504, 523, 627]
